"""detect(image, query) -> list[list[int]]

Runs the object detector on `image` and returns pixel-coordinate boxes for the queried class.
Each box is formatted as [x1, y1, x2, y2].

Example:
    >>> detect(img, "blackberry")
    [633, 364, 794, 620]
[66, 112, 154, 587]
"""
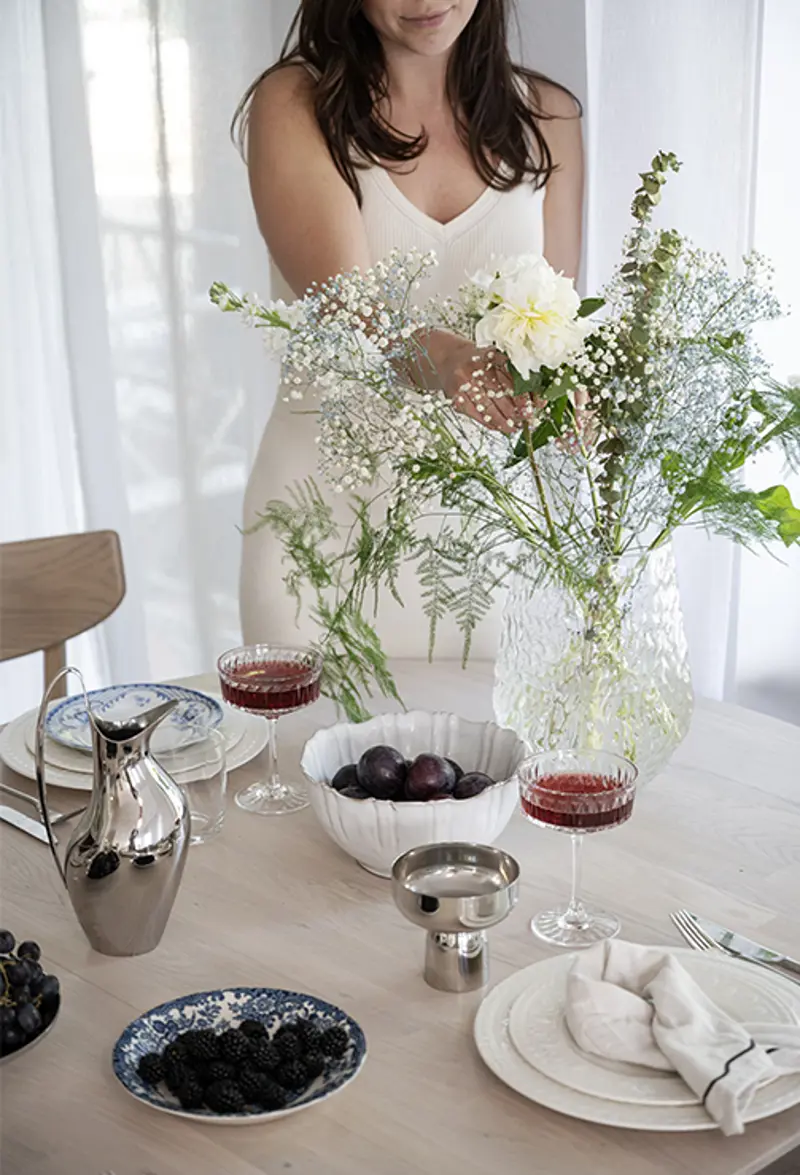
[320, 1026, 349, 1059]
[218, 1028, 251, 1064]
[276, 1060, 308, 1090]
[295, 1020, 323, 1053]
[275, 1030, 303, 1062]
[237, 1067, 271, 1103]
[183, 1029, 220, 1061]
[17, 941, 41, 963]
[204, 1080, 245, 1114]
[164, 1061, 192, 1094]
[257, 1080, 290, 1111]
[303, 1051, 325, 1081]
[176, 1077, 205, 1110]
[163, 1040, 188, 1066]
[137, 1052, 165, 1086]
[185, 1059, 212, 1087]
[205, 1060, 237, 1085]
[238, 1018, 267, 1040]
[250, 1040, 281, 1073]
[273, 1021, 299, 1042]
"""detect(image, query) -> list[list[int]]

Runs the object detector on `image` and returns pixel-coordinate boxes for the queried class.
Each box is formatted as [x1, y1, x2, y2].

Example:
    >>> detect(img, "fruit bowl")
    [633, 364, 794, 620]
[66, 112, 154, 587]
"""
[300, 711, 527, 877]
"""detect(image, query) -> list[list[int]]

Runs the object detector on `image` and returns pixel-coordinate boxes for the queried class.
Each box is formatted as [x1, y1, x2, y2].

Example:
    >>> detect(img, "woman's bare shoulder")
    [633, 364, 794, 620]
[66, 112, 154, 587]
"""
[248, 59, 318, 124]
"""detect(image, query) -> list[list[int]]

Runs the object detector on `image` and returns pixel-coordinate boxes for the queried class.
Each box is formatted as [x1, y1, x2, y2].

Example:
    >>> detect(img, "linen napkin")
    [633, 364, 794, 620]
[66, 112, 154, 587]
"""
[565, 940, 800, 1134]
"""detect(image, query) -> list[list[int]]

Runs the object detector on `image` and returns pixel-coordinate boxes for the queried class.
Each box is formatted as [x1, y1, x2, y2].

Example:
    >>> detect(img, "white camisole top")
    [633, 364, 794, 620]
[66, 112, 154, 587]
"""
[240, 164, 545, 660]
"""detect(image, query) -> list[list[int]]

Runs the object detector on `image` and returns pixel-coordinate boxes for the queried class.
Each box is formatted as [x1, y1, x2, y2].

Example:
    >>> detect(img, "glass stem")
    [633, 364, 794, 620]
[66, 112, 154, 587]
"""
[264, 717, 284, 797]
[563, 834, 588, 928]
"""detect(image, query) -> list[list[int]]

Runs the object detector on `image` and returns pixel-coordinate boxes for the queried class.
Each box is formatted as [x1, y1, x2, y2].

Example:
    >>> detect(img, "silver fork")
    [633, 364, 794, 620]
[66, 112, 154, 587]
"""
[671, 909, 795, 986]
[671, 909, 722, 953]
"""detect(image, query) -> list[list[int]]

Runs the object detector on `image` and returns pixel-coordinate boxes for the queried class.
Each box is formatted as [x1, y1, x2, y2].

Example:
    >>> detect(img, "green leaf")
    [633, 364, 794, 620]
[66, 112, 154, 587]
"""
[578, 297, 605, 319]
[752, 484, 800, 546]
[630, 325, 649, 348]
[511, 368, 543, 398]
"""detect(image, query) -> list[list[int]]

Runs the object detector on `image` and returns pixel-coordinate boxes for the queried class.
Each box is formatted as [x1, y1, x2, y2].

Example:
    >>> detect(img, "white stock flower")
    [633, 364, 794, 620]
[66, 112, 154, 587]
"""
[471, 255, 589, 377]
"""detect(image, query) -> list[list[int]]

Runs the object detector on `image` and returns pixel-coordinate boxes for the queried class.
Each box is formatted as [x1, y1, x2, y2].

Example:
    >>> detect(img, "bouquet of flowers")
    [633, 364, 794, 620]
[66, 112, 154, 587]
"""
[212, 154, 799, 774]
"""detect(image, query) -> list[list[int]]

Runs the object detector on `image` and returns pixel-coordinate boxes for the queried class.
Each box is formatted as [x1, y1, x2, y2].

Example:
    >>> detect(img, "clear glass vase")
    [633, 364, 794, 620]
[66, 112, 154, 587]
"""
[493, 546, 693, 784]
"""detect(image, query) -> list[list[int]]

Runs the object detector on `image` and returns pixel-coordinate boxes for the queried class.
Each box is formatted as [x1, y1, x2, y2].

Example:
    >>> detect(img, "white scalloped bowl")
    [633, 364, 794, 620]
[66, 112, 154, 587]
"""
[300, 711, 527, 877]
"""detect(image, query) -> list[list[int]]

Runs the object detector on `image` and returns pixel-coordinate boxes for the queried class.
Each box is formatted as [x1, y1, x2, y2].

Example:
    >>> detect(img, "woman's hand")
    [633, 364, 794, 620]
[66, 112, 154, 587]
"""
[416, 329, 523, 432]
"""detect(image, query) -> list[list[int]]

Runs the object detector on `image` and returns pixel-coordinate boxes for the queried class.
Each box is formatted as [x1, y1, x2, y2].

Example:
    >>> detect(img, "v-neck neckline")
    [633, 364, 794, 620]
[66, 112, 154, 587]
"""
[370, 167, 502, 240]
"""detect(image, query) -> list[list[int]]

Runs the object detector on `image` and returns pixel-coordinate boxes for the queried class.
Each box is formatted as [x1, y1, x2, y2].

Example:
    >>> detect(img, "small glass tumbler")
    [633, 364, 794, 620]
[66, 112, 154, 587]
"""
[517, 749, 638, 948]
[156, 728, 227, 845]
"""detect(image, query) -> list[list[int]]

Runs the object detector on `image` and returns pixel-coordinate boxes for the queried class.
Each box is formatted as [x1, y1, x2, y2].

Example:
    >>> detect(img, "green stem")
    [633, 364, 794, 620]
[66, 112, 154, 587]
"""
[524, 425, 560, 550]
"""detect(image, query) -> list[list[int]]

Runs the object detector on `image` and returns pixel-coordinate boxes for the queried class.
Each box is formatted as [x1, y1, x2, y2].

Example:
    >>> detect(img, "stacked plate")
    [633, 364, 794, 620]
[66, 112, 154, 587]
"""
[0, 683, 268, 791]
[474, 947, 800, 1131]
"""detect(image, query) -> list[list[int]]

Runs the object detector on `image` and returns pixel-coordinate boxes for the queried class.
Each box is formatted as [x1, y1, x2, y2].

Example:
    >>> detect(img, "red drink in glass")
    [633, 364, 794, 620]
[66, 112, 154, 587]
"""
[516, 750, 638, 948]
[520, 771, 635, 832]
[219, 659, 322, 715]
[217, 644, 323, 816]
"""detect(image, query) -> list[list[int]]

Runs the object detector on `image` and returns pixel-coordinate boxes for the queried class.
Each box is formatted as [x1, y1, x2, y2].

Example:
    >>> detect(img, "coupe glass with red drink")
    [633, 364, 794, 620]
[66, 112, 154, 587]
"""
[517, 749, 638, 947]
[217, 644, 323, 816]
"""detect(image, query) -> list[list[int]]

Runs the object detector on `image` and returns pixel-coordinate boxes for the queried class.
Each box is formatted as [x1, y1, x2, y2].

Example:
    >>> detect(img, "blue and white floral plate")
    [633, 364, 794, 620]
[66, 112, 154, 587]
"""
[112, 987, 367, 1125]
[46, 684, 223, 754]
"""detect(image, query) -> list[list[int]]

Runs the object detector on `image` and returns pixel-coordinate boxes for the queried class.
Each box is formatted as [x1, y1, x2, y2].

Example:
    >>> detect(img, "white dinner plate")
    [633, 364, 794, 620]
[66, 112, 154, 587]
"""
[0, 705, 268, 792]
[45, 683, 223, 753]
[24, 702, 248, 775]
[506, 951, 799, 1108]
[474, 949, 800, 1131]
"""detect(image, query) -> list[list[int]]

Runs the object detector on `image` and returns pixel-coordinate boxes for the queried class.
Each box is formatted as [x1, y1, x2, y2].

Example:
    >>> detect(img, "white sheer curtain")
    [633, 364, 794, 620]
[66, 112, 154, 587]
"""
[523, 0, 799, 720]
[1, 0, 274, 721]
[3, 0, 798, 724]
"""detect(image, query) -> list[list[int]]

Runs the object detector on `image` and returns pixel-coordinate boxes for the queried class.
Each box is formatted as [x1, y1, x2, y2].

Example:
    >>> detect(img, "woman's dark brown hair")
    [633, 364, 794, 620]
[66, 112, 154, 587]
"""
[232, 0, 581, 205]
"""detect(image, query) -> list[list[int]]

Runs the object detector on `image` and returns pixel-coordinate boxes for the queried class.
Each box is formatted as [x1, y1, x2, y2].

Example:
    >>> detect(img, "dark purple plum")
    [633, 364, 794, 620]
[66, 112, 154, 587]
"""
[454, 772, 494, 800]
[445, 758, 464, 783]
[405, 754, 456, 802]
[339, 785, 371, 800]
[356, 745, 407, 799]
[330, 764, 358, 792]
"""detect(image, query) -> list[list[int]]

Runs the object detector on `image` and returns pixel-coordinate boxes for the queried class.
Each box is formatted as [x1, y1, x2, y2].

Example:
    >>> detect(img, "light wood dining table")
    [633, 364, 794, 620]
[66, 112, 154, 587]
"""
[1, 661, 799, 1175]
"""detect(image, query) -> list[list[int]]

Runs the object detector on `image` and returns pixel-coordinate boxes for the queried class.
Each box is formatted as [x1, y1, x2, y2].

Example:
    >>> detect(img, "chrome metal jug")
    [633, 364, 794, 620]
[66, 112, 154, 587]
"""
[35, 668, 190, 956]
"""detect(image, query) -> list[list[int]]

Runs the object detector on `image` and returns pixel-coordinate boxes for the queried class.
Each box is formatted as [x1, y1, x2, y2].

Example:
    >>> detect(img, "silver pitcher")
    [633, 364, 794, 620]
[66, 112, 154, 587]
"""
[35, 668, 190, 956]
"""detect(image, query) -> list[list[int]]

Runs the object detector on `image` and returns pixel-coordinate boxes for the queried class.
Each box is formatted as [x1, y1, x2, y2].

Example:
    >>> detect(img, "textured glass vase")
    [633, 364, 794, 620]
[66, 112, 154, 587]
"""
[493, 547, 693, 784]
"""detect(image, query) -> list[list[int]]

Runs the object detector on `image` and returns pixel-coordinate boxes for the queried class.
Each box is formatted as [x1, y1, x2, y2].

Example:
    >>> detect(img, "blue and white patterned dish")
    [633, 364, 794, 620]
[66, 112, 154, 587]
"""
[46, 684, 223, 754]
[112, 987, 367, 1125]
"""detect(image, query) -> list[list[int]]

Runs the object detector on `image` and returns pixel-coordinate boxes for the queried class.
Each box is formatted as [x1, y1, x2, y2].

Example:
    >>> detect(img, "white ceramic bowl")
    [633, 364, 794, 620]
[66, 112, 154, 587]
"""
[300, 711, 528, 877]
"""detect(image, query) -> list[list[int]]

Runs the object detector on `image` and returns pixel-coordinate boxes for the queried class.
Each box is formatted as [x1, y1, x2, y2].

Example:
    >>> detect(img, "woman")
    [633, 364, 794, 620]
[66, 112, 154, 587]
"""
[237, 0, 583, 658]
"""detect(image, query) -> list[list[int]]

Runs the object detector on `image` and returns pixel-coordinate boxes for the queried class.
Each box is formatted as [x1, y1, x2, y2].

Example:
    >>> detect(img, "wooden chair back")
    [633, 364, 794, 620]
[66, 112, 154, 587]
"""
[0, 531, 126, 697]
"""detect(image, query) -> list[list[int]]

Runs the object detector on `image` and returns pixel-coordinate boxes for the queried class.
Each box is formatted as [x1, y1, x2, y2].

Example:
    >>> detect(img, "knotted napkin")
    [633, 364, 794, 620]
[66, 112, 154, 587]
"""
[565, 940, 800, 1134]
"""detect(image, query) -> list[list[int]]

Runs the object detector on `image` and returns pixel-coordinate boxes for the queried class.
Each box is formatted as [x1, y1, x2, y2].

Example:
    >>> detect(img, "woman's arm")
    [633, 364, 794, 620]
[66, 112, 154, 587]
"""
[246, 66, 513, 428]
[536, 81, 584, 281]
[247, 65, 372, 295]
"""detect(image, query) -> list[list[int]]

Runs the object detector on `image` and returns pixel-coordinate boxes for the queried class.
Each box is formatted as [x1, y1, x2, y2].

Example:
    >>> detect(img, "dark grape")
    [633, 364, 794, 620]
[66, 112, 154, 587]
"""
[445, 758, 464, 783]
[405, 754, 456, 801]
[0, 930, 15, 955]
[356, 745, 407, 800]
[11, 986, 31, 1005]
[0, 1006, 15, 1028]
[454, 772, 494, 800]
[6, 961, 29, 987]
[17, 941, 41, 963]
[330, 764, 358, 792]
[39, 974, 60, 1001]
[16, 1003, 42, 1036]
[0, 1025, 24, 1054]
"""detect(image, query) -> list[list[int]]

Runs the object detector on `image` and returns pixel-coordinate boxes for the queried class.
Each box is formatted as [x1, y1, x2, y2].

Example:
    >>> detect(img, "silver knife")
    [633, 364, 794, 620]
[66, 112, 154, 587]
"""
[0, 805, 54, 844]
[691, 913, 800, 984]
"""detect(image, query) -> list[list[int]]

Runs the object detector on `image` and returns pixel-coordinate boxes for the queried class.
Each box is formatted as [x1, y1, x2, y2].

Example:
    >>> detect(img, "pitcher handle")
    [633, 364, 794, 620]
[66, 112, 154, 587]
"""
[35, 666, 91, 888]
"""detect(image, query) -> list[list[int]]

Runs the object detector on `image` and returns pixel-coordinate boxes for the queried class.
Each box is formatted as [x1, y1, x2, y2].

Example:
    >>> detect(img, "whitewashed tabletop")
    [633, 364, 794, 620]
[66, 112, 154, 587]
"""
[0, 661, 798, 1175]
